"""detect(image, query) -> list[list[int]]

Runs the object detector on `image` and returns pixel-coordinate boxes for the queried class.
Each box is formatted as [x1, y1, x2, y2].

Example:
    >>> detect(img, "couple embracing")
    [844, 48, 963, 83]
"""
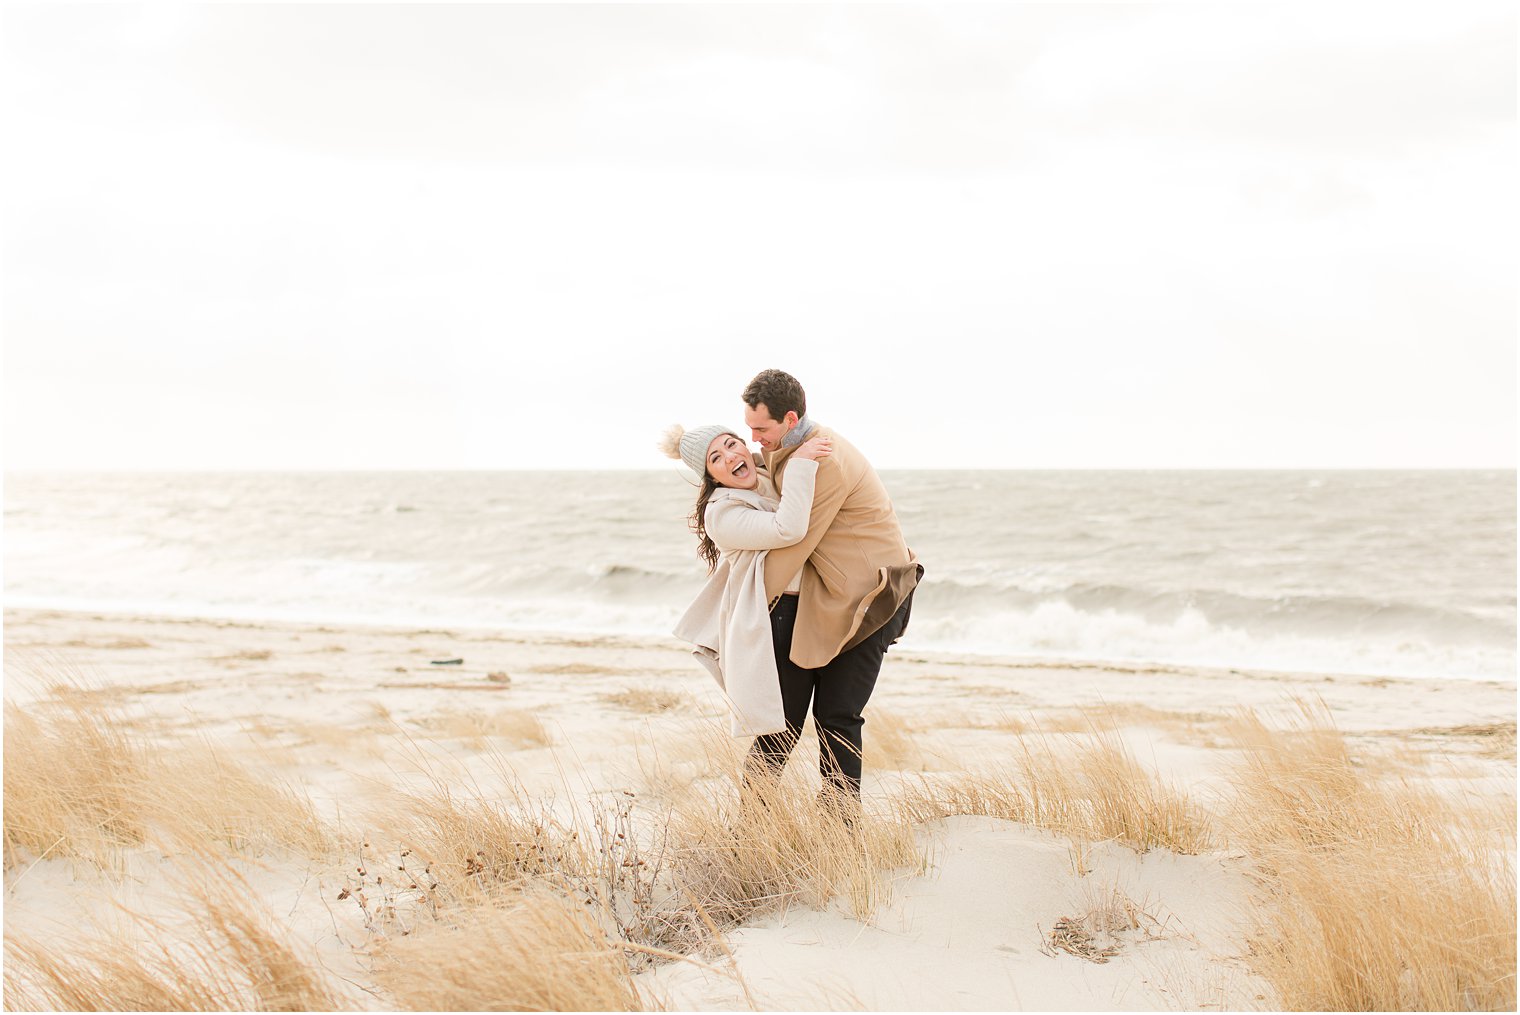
[663, 369, 922, 811]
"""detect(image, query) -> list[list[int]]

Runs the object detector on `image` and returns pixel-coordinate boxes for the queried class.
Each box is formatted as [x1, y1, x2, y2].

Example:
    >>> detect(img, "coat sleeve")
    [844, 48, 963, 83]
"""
[705, 459, 819, 551]
[759, 451, 850, 600]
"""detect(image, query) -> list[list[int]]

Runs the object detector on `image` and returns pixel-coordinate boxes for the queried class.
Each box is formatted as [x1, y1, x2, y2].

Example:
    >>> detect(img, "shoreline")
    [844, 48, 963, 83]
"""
[6, 602, 1514, 691]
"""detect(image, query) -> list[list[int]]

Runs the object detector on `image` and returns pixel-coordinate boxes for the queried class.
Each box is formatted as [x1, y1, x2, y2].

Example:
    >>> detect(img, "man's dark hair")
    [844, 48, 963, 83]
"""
[741, 369, 807, 422]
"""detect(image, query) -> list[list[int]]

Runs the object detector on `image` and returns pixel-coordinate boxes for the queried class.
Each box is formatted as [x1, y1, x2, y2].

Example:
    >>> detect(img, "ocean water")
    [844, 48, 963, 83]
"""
[4, 470, 1514, 681]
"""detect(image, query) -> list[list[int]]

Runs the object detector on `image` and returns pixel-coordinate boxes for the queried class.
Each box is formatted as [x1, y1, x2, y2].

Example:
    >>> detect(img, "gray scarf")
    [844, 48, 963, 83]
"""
[779, 414, 816, 449]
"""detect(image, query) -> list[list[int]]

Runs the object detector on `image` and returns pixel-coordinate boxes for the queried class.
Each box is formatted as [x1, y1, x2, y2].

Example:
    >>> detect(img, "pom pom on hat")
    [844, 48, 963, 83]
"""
[657, 423, 686, 462]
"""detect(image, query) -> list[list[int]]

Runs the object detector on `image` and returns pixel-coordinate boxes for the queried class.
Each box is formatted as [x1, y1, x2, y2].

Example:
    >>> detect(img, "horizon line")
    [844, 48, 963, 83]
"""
[5, 464, 1516, 475]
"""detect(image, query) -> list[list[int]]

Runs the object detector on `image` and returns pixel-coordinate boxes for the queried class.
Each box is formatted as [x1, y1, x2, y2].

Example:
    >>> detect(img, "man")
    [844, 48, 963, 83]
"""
[740, 368, 922, 804]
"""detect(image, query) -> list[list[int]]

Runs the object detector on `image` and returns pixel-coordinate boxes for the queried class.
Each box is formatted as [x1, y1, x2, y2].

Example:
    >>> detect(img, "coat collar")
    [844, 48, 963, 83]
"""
[711, 470, 779, 508]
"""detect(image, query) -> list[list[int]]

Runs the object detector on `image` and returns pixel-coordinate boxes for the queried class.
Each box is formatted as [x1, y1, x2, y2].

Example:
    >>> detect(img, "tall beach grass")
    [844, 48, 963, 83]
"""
[5, 674, 1514, 1012]
[1224, 703, 1516, 1011]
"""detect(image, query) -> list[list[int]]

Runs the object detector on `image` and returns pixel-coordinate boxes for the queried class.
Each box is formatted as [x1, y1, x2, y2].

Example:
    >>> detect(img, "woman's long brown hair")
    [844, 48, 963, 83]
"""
[689, 472, 722, 574]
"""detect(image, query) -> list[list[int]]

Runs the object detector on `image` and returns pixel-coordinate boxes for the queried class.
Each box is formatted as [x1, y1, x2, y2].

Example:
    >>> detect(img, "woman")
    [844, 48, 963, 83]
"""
[662, 423, 831, 737]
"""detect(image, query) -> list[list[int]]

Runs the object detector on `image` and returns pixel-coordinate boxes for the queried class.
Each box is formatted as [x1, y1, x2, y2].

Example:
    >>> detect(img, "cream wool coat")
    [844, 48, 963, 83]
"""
[672, 458, 818, 737]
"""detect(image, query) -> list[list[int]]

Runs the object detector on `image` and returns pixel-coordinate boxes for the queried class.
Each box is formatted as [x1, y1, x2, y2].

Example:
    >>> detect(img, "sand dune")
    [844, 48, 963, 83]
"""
[649, 818, 1265, 1011]
[4, 608, 1514, 1011]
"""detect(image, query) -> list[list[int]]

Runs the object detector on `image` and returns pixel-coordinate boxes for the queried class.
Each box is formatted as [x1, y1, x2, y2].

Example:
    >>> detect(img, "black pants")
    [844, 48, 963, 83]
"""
[746, 590, 914, 798]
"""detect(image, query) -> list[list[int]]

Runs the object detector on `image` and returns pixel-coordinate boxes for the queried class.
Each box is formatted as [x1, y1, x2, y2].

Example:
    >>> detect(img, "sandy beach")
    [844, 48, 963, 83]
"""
[6, 0, 1515, 1008]
[4, 606, 1514, 1011]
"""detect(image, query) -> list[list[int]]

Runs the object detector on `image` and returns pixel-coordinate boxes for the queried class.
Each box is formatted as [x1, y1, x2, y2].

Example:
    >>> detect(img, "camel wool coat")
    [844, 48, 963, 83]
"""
[762, 426, 920, 669]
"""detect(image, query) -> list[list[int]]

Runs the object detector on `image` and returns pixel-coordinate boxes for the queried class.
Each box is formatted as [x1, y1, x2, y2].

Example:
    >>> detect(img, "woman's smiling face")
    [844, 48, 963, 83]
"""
[706, 433, 758, 490]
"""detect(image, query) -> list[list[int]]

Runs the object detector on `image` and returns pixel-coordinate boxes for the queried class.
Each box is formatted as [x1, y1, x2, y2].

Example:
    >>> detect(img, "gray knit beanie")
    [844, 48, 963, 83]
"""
[659, 423, 741, 476]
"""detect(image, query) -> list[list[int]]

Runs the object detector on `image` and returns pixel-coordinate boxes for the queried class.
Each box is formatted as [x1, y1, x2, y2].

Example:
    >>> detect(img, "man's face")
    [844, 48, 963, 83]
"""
[744, 403, 798, 451]
[705, 433, 759, 490]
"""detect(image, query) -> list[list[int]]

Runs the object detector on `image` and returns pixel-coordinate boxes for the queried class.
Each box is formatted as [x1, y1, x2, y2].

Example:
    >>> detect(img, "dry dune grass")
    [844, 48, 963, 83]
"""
[4, 699, 151, 866]
[371, 888, 647, 1012]
[415, 708, 551, 749]
[260, 716, 392, 758]
[898, 728, 1214, 856]
[880, 704, 976, 732]
[601, 686, 686, 714]
[3, 699, 334, 868]
[985, 709, 1034, 734]
[5, 874, 346, 1012]
[988, 703, 1224, 743]
[216, 648, 274, 662]
[8, 675, 1514, 1013]
[40, 678, 201, 706]
[672, 772, 922, 926]
[1358, 737, 1438, 776]
[1041, 883, 1166, 964]
[862, 708, 927, 770]
[382, 777, 575, 903]
[528, 661, 611, 676]
[243, 699, 394, 748]
[370, 725, 922, 961]
[151, 743, 334, 857]
[1388, 720, 1518, 760]
[372, 776, 693, 962]
[1226, 703, 1517, 1011]
[625, 726, 745, 805]
[60, 636, 153, 650]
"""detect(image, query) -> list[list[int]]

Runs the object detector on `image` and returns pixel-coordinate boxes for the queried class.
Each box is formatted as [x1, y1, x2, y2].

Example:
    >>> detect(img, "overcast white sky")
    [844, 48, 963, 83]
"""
[2, 2, 1514, 470]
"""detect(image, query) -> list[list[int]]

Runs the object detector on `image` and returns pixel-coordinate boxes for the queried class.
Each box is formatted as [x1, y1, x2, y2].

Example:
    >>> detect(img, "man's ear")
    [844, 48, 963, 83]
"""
[784, 411, 799, 427]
